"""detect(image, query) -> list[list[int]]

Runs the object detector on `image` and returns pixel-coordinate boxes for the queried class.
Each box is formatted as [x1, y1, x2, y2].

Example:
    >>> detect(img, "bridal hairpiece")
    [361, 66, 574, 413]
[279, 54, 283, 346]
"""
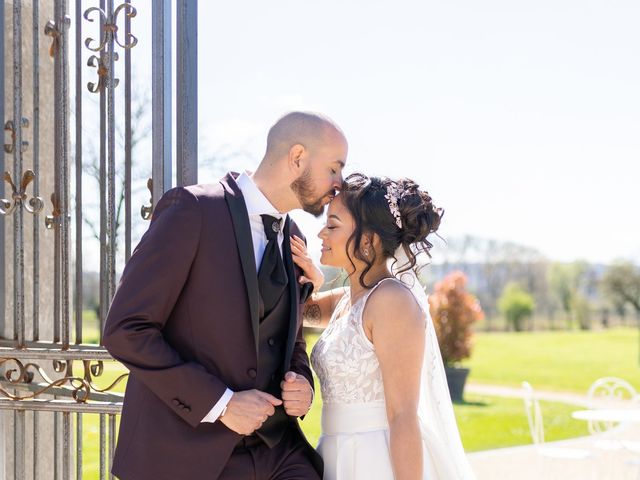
[384, 183, 403, 229]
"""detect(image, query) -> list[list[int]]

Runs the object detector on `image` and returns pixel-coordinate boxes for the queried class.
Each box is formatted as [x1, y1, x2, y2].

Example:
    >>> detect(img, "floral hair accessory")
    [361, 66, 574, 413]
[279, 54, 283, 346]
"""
[384, 183, 403, 229]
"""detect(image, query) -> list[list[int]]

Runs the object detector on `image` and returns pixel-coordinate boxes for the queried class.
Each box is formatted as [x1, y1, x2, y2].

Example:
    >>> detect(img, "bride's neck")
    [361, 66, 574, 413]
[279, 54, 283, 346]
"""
[348, 263, 392, 300]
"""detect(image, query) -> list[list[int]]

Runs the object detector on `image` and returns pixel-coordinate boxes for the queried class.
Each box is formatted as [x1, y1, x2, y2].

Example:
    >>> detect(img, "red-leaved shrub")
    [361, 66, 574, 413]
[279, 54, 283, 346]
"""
[428, 271, 484, 365]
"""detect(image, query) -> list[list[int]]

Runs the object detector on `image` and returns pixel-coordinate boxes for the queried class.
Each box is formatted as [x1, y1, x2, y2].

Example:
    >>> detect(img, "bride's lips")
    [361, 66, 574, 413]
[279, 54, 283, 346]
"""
[321, 244, 332, 253]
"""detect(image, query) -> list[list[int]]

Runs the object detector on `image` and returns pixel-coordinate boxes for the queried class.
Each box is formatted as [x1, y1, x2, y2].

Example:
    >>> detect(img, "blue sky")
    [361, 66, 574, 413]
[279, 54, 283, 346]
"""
[77, 0, 640, 266]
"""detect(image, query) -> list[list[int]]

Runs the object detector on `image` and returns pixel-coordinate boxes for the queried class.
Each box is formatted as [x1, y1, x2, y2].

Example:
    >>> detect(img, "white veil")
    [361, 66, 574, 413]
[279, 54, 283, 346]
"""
[390, 246, 476, 480]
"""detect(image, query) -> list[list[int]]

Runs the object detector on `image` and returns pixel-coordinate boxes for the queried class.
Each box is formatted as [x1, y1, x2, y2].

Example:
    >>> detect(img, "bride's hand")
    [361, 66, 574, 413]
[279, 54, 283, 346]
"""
[290, 235, 324, 293]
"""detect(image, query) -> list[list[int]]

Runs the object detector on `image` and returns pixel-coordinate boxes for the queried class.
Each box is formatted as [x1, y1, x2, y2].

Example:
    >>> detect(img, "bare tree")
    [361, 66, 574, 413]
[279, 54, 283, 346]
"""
[82, 86, 152, 249]
[601, 262, 640, 314]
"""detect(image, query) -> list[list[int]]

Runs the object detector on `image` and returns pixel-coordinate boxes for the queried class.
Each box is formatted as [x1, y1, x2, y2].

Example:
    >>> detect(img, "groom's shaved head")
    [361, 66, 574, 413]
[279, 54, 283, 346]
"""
[265, 111, 345, 158]
[253, 110, 347, 215]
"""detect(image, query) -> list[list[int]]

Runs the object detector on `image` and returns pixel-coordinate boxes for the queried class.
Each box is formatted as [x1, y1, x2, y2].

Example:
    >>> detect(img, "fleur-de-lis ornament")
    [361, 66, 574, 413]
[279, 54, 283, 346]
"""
[0, 170, 44, 216]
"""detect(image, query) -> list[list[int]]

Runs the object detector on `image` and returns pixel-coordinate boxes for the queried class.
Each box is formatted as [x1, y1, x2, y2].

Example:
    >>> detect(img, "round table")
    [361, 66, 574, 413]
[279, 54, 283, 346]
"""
[572, 409, 640, 423]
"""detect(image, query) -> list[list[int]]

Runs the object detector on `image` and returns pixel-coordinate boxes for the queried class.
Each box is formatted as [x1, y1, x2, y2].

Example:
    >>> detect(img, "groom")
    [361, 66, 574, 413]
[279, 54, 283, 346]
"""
[103, 112, 347, 479]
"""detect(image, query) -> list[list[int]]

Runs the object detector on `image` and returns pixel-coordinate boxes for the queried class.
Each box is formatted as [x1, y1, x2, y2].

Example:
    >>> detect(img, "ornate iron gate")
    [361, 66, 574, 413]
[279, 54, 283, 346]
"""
[0, 1, 198, 478]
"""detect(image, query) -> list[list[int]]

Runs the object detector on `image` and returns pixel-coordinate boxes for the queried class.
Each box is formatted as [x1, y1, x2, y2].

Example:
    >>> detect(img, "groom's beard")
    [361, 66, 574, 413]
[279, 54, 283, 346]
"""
[290, 168, 334, 217]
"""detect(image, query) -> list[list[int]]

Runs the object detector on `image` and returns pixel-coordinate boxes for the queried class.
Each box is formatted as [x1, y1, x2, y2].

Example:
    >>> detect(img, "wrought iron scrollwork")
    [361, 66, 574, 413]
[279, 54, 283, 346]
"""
[44, 15, 71, 58]
[84, 3, 137, 93]
[0, 357, 128, 404]
[83, 360, 128, 394]
[141, 177, 153, 220]
[87, 52, 120, 92]
[44, 192, 62, 229]
[0, 170, 44, 216]
[4, 118, 29, 154]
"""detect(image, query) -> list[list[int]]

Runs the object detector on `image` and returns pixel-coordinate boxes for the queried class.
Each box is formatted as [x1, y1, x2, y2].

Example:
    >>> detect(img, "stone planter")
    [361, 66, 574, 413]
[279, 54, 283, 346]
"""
[444, 366, 470, 403]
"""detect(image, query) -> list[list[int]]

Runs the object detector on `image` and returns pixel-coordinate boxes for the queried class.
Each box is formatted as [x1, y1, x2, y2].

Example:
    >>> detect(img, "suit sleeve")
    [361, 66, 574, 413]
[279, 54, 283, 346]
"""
[290, 320, 315, 393]
[103, 187, 228, 428]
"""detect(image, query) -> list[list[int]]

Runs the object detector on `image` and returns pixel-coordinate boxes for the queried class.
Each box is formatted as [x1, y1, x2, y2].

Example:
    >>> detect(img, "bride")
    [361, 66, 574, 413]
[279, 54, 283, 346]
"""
[291, 173, 475, 480]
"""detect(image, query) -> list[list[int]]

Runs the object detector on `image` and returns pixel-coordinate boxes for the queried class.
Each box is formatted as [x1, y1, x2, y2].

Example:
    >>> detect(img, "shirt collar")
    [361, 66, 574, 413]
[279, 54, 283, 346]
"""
[237, 171, 284, 220]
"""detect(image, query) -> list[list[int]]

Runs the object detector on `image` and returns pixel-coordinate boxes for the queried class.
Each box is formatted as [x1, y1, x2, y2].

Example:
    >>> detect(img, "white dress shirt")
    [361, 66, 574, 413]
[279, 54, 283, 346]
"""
[201, 171, 286, 423]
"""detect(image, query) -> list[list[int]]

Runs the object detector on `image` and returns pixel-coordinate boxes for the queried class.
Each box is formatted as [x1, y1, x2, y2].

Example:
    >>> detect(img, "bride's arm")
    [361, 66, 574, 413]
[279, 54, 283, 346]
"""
[365, 282, 425, 480]
[291, 234, 345, 328]
[302, 288, 346, 329]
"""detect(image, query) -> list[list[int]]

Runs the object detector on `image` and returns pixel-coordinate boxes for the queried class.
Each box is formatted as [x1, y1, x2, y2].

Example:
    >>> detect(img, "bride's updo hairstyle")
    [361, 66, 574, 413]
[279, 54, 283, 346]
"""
[339, 172, 443, 289]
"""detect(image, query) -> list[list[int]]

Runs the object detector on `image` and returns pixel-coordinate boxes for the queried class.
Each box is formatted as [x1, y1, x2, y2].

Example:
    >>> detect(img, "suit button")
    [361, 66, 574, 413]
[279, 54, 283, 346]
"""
[268, 338, 275, 347]
[247, 368, 257, 379]
[184, 406, 191, 413]
[172, 399, 180, 406]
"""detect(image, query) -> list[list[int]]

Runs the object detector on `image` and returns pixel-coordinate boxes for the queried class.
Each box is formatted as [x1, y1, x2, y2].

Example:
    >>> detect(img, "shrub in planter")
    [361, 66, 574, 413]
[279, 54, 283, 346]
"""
[428, 271, 484, 402]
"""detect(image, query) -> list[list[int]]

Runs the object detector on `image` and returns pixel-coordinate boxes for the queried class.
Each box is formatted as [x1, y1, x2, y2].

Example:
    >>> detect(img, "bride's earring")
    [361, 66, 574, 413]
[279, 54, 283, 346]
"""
[363, 248, 369, 257]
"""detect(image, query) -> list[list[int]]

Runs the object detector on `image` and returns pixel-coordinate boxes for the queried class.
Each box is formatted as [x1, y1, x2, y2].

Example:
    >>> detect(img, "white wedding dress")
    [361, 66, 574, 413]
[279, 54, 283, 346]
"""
[310, 273, 476, 480]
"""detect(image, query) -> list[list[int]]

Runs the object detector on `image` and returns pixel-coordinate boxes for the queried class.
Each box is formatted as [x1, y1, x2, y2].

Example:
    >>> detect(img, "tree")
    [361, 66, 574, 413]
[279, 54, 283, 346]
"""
[548, 261, 589, 329]
[572, 294, 592, 330]
[497, 283, 535, 332]
[601, 262, 640, 314]
[428, 271, 484, 365]
[80, 86, 251, 267]
[434, 235, 548, 331]
[82, 85, 152, 254]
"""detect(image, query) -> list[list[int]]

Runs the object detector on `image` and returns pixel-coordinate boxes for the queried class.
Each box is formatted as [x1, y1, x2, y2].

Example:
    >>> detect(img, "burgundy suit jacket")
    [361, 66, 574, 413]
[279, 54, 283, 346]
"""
[103, 173, 316, 480]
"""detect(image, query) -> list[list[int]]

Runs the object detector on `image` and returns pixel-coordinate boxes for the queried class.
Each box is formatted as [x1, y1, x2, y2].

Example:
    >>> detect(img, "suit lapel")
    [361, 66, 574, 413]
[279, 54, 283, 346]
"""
[282, 216, 300, 371]
[221, 173, 260, 356]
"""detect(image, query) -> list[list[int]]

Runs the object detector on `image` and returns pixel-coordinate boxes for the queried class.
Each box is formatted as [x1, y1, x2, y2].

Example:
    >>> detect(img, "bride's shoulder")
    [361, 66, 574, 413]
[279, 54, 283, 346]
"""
[364, 279, 422, 324]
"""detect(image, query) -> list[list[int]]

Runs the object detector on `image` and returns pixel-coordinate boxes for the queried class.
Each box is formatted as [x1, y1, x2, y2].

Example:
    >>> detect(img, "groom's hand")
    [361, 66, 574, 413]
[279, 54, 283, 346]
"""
[281, 371, 313, 417]
[218, 390, 282, 435]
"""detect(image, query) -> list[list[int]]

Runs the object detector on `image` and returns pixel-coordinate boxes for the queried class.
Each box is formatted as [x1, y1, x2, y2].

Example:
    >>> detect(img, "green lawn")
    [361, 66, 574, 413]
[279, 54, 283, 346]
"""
[454, 394, 588, 452]
[463, 327, 640, 393]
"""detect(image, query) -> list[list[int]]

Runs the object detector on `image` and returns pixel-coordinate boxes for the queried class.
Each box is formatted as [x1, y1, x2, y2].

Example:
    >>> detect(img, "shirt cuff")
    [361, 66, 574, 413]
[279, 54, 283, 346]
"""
[200, 388, 234, 423]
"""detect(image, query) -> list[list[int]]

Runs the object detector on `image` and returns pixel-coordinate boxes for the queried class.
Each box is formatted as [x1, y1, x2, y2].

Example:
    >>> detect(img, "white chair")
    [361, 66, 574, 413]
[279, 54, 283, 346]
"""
[586, 377, 640, 457]
[586, 377, 638, 434]
[521, 381, 592, 459]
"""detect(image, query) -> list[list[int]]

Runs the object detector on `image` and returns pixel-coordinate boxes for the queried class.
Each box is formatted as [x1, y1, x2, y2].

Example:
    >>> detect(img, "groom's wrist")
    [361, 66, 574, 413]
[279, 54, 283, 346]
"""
[200, 388, 234, 423]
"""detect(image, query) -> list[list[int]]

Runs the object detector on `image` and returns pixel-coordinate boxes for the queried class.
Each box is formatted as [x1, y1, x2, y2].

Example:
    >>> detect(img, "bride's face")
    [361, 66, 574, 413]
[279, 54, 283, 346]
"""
[317, 195, 356, 269]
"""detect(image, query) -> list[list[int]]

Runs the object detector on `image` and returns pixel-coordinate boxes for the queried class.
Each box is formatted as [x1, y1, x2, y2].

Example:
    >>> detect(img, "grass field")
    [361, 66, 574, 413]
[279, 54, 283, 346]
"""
[463, 328, 640, 393]
[77, 313, 638, 477]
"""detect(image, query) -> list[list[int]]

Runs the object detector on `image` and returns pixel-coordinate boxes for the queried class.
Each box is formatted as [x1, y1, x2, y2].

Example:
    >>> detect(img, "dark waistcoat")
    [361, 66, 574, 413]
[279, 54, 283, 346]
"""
[254, 274, 292, 447]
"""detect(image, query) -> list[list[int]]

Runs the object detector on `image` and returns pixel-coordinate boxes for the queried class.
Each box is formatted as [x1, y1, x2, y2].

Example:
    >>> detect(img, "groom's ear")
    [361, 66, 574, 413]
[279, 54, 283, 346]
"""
[288, 143, 306, 172]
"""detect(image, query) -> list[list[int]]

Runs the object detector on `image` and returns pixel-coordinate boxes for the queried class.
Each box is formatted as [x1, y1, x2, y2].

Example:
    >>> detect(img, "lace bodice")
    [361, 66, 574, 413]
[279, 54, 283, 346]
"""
[310, 281, 396, 405]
